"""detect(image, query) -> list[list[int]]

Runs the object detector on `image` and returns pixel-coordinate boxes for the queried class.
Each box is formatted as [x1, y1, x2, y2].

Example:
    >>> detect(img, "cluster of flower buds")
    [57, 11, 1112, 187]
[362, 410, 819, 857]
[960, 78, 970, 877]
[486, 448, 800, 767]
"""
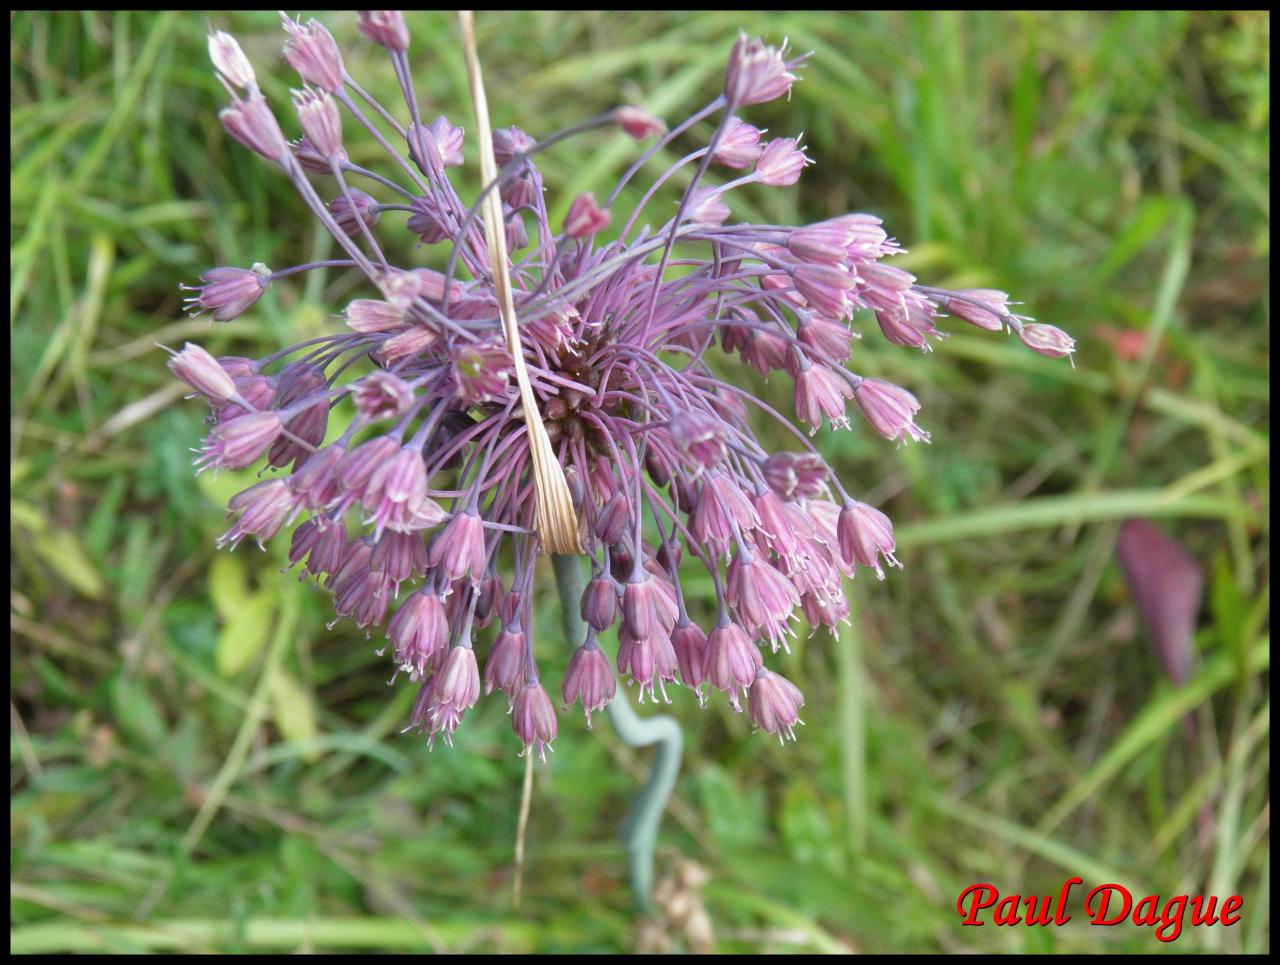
[175, 14, 1072, 757]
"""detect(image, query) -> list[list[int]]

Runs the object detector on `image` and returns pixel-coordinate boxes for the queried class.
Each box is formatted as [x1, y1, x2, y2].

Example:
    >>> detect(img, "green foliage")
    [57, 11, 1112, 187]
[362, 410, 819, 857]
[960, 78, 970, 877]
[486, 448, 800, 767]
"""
[10, 9, 1269, 953]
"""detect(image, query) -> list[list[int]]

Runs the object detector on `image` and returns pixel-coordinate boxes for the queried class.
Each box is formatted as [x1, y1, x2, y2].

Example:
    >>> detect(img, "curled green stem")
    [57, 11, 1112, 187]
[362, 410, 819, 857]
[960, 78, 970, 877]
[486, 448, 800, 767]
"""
[552, 553, 683, 914]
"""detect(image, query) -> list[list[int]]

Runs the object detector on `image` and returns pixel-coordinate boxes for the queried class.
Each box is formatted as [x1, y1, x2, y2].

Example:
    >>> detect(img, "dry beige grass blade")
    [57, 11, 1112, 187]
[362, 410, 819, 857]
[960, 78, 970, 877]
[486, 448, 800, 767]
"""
[457, 10, 582, 555]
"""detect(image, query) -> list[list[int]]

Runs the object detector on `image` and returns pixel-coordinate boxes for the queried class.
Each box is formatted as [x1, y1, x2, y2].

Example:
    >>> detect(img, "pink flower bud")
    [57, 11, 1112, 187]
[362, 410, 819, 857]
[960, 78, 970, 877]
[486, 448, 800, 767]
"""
[581, 575, 619, 632]
[452, 338, 513, 405]
[338, 435, 400, 495]
[562, 637, 615, 727]
[942, 288, 1010, 332]
[669, 409, 727, 471]
[836, 500, 899, 578]
[852, 378, 929, 443]
[282, 16, 344, 93]
[712, 116, 764, 169]
[1018, 322, 1076, 359]
[357, 10, 410, 52]
[747, 669, 805, 742]
[292, 87, 344, 162]
[616, 105, 666, 140]
[794, 363, 855, 434]
[289, 445, 345, 510]
[672, 620, 709, 695]
[197, 410, 284, 472]
[798, 315, 855, 363]
[724, 34, 798, 106]
[369, 530, 429, 586]
[687, 186, 731, 226]
[408, 116, 465, 171]
[389, 590, 447, 680]
[793, 263, 854, 319]
[565, 193, 610, 239]
[168, 342, 237, 403]
[208, 30, 255, 89]
[702, 619, 761, 710]
[789, 220, 854, 265]
[512, 681, 558, 761]
[761, 452, 828, 501]
[352, 370, 414, 420]
[344, 298, 404, 334]
[220, 91, 289, 163]
[755, 137, 810, 186]
[406, 193, 449, 244]
[433, 644, 481, 717]
[426, 510, 487, 584]
[329, 189, 380, 237]
[492, 126, 535, 166]
[220, 478, 297, 549]
[484, 624, 527, 698]
[182, 264, 272, 321]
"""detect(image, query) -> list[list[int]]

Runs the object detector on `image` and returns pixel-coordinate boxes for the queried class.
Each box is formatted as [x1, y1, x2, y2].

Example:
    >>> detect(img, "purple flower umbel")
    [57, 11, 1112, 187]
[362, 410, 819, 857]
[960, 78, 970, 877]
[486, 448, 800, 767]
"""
[176, 14, 1072, 753]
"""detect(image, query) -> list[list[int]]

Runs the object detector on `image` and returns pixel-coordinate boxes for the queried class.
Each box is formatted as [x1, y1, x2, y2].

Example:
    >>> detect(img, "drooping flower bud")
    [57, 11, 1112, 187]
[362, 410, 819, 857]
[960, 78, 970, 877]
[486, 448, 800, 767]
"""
[452, 338, 514, 404]
[484, 623, 527, 698]
[687, 186, 731, 226]
[388, 589, 447, 679]
[794, 362, 855, 434]
[941, 288, 1010, 332]
[208, 30, 256, 89]
[329, 189, 380, 237]
[1018, 322, 1076, 360]
[747, 669, 805, 742]
[836, 500, 899, 578]
[852, 378, 929, 444]
[761, 451, 828, 501]
[565, 193, 610, 239]
[167, 342, 238, 403]
[671, 619, 709, 695]
[755, 137, 811, 186]
[616, 105, 666, 140]
[562, 635, 616, 727]
[352, 370, 415, 420]
[357, 10, 410, 52]
[492, 126, 535, 166]
[197, 410, 284, 472]
[219, 478, 297, 549]
[793, 263, 854, 319]
[724, 34, 797, 106]
[702, 619, 762, 710]
[581, 574, 619, 632]
[712, 116, 764, 169]
[219, 91, 290, 163]
[426, 510, 487, 584]
[512, 681, 558, 761]
[292, 87, 344, 163]
[668, 410, 727, 472]
[282, 16, 345, 92]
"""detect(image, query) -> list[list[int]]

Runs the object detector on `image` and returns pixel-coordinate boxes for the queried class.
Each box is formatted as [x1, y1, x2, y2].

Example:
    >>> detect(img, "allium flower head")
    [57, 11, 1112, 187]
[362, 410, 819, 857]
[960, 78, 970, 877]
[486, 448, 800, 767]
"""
[174, 13, 1069, 758]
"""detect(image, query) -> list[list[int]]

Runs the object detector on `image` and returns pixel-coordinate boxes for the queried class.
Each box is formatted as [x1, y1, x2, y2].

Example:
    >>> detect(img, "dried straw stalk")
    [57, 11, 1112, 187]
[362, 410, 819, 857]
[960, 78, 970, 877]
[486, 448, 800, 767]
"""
[456, 10, 582, 554]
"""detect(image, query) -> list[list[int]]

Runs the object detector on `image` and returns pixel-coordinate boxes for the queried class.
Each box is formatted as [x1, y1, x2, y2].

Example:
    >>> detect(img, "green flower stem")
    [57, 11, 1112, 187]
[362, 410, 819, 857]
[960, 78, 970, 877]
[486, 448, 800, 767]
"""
[552, 553, 683, 914]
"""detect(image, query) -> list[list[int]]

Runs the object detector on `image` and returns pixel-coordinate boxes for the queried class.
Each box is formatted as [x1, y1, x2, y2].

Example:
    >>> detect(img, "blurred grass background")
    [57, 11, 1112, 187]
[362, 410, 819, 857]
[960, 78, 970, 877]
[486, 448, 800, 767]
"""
[9, 9, 1270, 954]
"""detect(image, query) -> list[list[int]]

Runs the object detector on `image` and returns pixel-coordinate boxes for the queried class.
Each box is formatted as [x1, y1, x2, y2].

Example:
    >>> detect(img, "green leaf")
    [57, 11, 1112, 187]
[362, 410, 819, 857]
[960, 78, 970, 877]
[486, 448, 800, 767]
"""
[32, 529, 104, 600]
[10, 500, 47, 534]
[109, 672, 168, 748]
[1210, 550, 1248, 659]
[695, 764, 765, 850]
[216, 590, 276, 677]
[779, 782, 841, 872]
[208, 553, 249, 621]
[269, 670, 319, 762]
